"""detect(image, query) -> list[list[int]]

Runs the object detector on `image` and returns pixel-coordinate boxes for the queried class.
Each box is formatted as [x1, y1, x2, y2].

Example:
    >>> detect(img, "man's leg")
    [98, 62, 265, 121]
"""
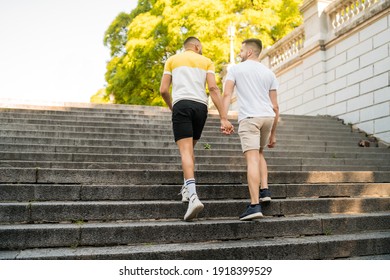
[259, 148, 271, 201]
[259, 148, 268, 189]
[176, 137, 195, 180]
[244, 149, 261, 205]
[177, 137, 203, 221]
[258, 118, 274, 201]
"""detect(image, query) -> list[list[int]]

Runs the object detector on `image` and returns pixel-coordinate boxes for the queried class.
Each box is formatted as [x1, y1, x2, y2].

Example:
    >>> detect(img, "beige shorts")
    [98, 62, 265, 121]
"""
[238, 117, 274, 153]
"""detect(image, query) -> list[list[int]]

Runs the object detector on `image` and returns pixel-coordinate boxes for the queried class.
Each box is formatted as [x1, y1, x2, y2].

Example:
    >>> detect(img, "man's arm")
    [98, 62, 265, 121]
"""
[160, 74, 173, 111]
[268, 89, 279, 148]
[206, 73, 234, 134]
[222, 80, 235, 119]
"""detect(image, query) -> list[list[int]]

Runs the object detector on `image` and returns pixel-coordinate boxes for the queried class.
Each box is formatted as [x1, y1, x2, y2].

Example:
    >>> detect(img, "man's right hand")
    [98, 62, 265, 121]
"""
[220, 119, 234, 135]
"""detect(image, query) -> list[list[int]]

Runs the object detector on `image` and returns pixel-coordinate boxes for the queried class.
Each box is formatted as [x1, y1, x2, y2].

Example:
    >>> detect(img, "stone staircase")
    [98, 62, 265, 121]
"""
[0, 103, 389, 260]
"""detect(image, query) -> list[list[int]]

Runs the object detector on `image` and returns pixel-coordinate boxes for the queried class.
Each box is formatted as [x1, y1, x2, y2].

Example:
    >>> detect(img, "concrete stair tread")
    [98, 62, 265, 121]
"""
[1, 133, 375, 144]
[0, 135, 370, 146]
[0, 107, 344, 121]
[1, 211, 388, 226]
[2, 196, 389, 204]
[1, 198, 389, 223]
[2, 156, 390, 164]
[2, 229, 389, 260]
[1, 168, 390, 184]
[1, 143, 387, 155]
[0, 118, 352, 132]
[2, 182, 389, 202]
[2, 151, 389, 161]
[1, 127, 366, 140]
[1, 160, 389, 171]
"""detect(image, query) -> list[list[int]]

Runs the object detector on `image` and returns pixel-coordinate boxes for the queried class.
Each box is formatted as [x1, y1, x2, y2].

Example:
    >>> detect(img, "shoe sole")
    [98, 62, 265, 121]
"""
[260, 197, 271, 202]
[184, 203, 204, 221]
[239, 212, 263, 221]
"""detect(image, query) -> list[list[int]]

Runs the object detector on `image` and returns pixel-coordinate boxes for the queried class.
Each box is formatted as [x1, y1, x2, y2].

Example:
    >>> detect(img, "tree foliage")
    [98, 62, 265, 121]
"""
[103, 0, 303, 106]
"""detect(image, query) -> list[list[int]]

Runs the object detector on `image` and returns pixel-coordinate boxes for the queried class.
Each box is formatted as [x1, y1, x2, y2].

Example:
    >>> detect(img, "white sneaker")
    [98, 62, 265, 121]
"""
[184, 194, 204, 221]
[179, 185, 190, 202]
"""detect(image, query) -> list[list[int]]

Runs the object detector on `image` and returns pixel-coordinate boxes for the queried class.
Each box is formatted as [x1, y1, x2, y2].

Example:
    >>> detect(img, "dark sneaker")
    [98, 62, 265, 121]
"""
[239, 204, 263, 221]
[260, 188, 271, 202]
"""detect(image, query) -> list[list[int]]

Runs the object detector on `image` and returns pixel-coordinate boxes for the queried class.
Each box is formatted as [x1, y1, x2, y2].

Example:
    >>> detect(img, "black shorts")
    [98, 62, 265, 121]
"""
[172, 100, 208, 142]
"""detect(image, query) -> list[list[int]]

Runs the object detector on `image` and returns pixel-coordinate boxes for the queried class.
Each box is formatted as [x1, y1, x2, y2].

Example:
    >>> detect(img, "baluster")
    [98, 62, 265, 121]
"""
[286, 42, 292, 60]
[281, 48, 286, 63]
[348, 1, 355, 19]
[334, 12, 340, 28]
[286, 44, 291, 59]
[353, 0, 360, 15]
[342, 5, 349, 24]
[292, 40, 297, 55]
[358, 0, 365, 12]
[331, 12, 337, 29]
[364, 0, 370, 9]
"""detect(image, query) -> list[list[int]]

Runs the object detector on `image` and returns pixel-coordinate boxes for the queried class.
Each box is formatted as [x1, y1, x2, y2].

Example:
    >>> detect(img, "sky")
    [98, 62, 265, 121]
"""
[0, 0, 137, 103]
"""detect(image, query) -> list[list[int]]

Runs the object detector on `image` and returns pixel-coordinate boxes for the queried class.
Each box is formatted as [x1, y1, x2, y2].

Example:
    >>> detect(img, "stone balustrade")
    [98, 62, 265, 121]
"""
[327, 0, 380, 30]
[264, 26, 305, 69]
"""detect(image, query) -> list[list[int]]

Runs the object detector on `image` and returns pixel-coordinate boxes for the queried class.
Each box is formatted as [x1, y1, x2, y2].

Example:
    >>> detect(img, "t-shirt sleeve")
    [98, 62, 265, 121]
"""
[270, 73, 279, 90]
[207, 59, 215, 74]
[163, 57, 173, 75]
[225, 66, 235, 82]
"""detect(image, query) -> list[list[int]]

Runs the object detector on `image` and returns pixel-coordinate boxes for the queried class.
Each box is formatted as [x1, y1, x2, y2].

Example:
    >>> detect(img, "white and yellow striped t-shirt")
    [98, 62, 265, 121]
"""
[163, 50, 215, 106]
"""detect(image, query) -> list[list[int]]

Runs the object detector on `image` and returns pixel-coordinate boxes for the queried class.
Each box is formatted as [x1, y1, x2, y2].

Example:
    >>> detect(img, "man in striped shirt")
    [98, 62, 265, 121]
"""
[160, 36, 233, 221]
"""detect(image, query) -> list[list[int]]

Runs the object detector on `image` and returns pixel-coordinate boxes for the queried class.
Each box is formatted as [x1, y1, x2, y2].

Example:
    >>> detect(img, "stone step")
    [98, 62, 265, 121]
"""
[0, 106, 345, 123]
[0, 134, 368, 146]
[0, 135, 370, 149]
[0, 151, 388, 164]
[2, 155, 388, 167]
[0, 116, 351, 131]
[1, 197, 389, 224]
[0, 131, 372, 150]
[0, 212, 388, 250]
[0, 109, 352, 132]
[344, 254, 390, 260]
[1, 160, 389, 172]
[2, 183, 389, 202]
[0, 130, 367, 145]
[0, 103, 173, 114]
[6, 230, 388, 260]
[0, 122, 358, 136]
[0, 140, 386, 154]
[1, 168, 389, 184]
[2, 150, 389, 163]
[0, 130, 361, 147]
[0, 127, 365, 141]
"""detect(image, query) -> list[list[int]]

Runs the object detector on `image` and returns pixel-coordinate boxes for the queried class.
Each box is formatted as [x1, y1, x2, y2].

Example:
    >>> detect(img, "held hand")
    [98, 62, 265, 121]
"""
[220, 119, 234, 135]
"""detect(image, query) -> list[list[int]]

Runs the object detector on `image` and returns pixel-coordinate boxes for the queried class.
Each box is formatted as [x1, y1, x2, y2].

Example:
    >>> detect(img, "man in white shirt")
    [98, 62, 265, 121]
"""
[222, 38, 279, 221]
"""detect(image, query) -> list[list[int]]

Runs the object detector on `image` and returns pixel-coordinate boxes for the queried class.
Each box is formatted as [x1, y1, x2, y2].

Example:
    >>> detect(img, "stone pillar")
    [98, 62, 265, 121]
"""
[300, 0, 333, 51]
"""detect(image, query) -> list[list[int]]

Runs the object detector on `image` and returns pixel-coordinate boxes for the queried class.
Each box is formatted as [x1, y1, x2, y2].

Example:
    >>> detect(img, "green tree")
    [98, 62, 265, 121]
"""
[104, 0, 302, 106]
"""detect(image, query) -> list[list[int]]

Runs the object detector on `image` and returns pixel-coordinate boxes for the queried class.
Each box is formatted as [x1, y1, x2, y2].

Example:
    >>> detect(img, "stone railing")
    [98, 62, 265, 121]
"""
[326, 0, 381, 30]
[261, 0, 390, 70]
[260, 25, 305, 70]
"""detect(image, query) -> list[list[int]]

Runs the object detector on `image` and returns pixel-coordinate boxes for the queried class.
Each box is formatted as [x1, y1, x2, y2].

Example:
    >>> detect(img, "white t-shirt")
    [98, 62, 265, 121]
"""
[226, 60, 278, 122]
[163, 50, 215, 106]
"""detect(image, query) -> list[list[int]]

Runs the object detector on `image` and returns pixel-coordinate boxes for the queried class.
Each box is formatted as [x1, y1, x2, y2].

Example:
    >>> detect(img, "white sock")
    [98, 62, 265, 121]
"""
[185, 178, 196, 197]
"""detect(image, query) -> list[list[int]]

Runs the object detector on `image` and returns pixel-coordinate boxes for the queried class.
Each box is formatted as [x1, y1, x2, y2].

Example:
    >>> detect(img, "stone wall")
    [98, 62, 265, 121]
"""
[259, 0, 390, 145]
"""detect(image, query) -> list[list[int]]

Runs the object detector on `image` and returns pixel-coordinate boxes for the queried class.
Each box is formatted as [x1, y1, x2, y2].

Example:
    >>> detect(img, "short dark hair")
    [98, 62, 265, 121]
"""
[242, 38, 263, 56]
[184, 36, 200, 47]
